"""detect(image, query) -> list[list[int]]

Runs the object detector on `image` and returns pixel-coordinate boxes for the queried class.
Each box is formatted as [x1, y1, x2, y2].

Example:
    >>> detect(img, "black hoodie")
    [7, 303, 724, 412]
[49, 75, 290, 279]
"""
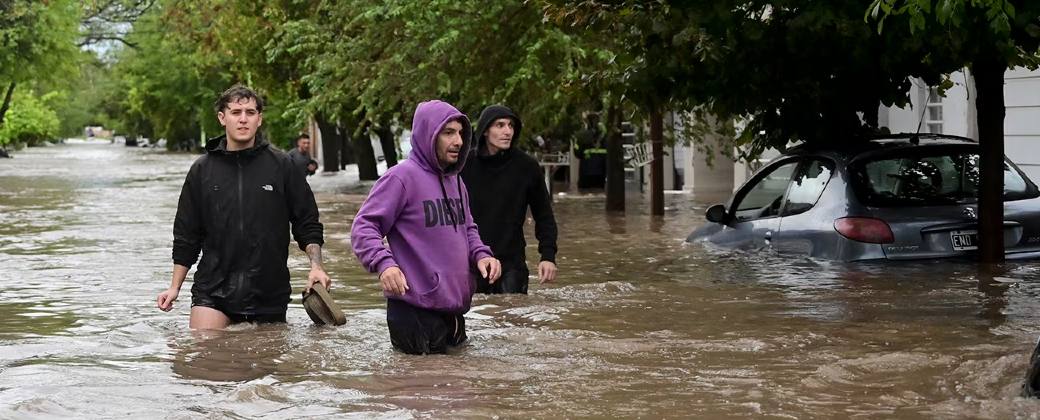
[172, 134, 324, 315]
[460, 105, 557, 267]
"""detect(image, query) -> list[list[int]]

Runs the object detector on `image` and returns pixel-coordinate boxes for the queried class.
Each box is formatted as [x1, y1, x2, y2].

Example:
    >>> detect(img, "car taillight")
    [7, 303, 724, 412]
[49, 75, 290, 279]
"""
[833, 217, 895, 244]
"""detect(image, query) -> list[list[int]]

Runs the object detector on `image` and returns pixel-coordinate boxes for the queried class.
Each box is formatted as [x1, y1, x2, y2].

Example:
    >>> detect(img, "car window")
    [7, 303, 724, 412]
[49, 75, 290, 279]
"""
[734, 161, 798, 221]
[855, 151, 1039, 206]
[782, 159, 834, 216]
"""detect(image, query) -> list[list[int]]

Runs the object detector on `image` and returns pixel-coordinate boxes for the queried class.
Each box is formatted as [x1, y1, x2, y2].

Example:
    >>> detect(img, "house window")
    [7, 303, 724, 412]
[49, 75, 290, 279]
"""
[925, 87, 943, 134]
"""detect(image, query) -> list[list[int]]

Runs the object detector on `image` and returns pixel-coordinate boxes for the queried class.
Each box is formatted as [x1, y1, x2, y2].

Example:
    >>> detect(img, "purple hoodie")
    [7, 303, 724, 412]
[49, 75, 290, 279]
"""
[351, 100, 493, 313]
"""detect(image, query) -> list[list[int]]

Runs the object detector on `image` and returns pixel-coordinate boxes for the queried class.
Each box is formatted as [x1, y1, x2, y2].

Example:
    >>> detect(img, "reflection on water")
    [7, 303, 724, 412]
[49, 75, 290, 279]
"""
[0, 301, 78, 338]
[2, 142, 1040, 417]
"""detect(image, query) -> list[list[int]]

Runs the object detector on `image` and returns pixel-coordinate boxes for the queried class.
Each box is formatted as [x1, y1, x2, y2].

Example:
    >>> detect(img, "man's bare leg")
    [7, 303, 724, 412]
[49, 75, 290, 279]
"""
[189, 306, 231, 330]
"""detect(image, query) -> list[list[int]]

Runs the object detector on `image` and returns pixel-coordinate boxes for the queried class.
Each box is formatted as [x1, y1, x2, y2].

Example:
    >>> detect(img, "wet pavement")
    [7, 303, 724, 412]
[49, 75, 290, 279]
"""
[2, 141, 1040, 418]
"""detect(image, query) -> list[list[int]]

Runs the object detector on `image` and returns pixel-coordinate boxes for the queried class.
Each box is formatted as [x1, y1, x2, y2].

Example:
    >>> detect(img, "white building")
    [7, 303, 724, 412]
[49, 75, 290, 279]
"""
[880, 67, 1040, 181]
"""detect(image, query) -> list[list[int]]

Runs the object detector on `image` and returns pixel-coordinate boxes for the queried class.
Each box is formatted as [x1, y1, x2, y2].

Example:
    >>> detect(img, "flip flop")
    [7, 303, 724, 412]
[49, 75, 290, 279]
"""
[302, 286, 346, 326]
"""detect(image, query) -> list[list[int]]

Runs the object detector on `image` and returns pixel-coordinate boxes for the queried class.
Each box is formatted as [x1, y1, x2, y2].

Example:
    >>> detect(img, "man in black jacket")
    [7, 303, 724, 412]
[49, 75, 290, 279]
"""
[156, 84, 330, 329]
[287, 133, 317, 176]
[461, 105, 558, 294]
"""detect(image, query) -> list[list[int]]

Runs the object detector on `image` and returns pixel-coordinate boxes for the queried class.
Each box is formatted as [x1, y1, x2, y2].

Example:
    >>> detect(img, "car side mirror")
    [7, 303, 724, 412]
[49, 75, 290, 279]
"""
[705, 204, 727, 224]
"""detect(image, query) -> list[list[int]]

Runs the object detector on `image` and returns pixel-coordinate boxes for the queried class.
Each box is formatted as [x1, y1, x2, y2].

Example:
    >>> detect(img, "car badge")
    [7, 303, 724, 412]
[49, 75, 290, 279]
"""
[963, 207, 977, 219]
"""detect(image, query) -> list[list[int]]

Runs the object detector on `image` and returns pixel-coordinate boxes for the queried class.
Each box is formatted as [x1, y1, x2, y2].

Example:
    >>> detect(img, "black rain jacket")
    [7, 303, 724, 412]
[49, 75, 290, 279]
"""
[172, 134, 324, 314]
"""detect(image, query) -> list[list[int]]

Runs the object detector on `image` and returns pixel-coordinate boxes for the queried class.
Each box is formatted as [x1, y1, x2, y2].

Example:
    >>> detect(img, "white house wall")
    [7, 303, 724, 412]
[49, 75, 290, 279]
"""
[941, 72, 973, 137]
[881, 69, 1040, 181]
[881, 72, 972, 137]
[1003, 67, 1040, 180]
[882, 80, 929, 134]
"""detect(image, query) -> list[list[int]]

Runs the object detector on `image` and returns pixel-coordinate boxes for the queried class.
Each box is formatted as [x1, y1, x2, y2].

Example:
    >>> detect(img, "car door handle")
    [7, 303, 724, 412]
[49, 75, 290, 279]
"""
[764, 231, 772, 241]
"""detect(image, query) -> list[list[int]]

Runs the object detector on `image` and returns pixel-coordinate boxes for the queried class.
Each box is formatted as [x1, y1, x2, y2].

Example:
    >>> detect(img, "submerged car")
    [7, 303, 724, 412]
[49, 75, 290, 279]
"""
[687, 134, 1040, 261]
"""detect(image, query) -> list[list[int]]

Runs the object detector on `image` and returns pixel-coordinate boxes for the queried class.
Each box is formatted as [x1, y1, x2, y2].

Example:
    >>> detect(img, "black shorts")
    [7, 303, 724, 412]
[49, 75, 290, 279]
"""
[476, 262, 529, 294]
[386, 299, 466, 355]
[192, 292, 287, 324]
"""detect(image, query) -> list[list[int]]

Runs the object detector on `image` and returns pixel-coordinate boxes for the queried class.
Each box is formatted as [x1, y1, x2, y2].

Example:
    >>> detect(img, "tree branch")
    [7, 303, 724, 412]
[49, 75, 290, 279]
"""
[79, 0, 156, 50]
[82, 0, 156, 23]
[78, 34, 138, 49]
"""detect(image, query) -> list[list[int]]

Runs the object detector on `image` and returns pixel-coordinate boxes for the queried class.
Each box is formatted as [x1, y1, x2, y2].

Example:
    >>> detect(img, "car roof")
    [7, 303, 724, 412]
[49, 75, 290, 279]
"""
[785, 133, 978, 160]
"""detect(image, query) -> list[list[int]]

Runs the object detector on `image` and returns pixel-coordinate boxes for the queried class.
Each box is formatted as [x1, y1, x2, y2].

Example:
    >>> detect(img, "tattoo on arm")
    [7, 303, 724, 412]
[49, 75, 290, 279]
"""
[306, 244, 324, 270]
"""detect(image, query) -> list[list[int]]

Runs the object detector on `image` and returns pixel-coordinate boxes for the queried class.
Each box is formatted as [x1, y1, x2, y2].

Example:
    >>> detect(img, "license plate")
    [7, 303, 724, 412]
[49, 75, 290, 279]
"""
[950, 230, 978, 251]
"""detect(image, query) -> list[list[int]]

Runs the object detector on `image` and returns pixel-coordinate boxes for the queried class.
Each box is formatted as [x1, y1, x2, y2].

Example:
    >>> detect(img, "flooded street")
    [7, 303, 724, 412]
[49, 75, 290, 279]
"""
[4, 141, 1040, 418]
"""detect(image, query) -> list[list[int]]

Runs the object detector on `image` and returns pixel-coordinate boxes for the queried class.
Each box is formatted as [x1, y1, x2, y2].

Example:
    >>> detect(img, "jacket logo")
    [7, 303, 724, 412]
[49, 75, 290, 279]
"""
[261, 184, 274, 191]
[423, 198, 465, 227]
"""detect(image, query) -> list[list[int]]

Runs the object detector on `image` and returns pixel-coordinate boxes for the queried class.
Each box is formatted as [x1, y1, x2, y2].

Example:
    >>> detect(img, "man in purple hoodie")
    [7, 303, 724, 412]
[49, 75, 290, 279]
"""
[351, 100, 502, 355]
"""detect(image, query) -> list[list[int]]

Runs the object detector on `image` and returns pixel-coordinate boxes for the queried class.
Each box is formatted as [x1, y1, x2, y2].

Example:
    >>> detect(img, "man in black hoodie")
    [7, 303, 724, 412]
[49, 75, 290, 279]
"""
[461, 105, 558, 294]
[155, 84, 330, 329]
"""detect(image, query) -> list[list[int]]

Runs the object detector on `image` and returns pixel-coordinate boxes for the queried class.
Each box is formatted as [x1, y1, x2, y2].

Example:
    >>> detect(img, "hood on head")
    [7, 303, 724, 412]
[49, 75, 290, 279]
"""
[409, 100, 472, 175]
[474, 105, 523, 155]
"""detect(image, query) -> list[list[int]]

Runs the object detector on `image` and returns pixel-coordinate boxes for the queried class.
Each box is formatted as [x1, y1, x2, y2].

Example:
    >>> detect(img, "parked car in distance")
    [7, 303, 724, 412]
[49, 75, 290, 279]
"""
[687, 134, 1040, 261]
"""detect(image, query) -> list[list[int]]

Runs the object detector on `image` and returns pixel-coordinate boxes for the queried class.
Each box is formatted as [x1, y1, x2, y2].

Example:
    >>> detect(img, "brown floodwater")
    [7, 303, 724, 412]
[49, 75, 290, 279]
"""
[2, 141, 1040, 418]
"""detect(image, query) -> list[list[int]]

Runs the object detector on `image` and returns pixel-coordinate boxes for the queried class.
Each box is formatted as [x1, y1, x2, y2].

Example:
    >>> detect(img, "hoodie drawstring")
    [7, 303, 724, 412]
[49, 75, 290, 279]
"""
[439, 176, 458, 232]
[457, 176, 466, 229]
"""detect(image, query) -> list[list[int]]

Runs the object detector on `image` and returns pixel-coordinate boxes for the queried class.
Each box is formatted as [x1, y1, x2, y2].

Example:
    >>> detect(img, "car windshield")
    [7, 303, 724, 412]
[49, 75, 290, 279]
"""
[853, 149, 1039, 206]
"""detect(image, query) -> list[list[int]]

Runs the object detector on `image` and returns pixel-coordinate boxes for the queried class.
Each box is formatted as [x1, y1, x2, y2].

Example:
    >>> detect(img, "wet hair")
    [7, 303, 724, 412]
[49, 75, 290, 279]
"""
[213, 84, 265, 113]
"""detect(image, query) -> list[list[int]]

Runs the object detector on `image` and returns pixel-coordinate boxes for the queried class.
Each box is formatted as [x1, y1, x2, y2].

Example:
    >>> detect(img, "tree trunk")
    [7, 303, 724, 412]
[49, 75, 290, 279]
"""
[972, 58, 1006, 263]
[376, 124, 399, 167]
[605, 104, 625, 212]
[650, 107, 665, 216]
[315, 113, 340, 172]
[355, 128, 379, 181]
[0, 82, 15, 127]
[340, 123, 355, 168]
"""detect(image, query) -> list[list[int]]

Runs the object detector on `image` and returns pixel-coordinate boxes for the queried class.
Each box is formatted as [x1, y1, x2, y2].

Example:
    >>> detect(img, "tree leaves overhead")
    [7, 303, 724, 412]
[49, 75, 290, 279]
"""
[0, 0, 81, 85]
[274, 0, 602, 140]
[869, 0, 1040, 69]
[0, 0, 80, 141]
[101, 0, 307, 148]
[13, 0, 1040, 163]
[80, 0, 157, 49]
[547, 1, 961, 154]
[105, 3, 232, 146]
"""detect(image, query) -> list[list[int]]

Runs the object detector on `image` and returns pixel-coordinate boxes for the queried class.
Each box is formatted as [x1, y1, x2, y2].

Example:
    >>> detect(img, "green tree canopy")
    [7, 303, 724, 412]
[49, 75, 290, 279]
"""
[545, 1, 962, 156]
[0, 0, 80, 86]
[266, 0, 604, 143]
[100, 0, 303, 149]
[0, 90, 61, 147]
[0, 0, 80, 137]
